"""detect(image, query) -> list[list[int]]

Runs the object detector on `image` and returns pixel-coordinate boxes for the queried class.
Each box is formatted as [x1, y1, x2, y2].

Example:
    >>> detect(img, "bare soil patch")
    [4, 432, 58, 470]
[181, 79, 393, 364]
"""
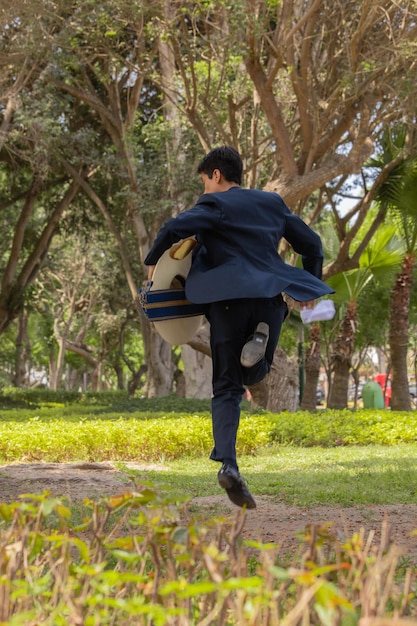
[0, 462, 416, 562]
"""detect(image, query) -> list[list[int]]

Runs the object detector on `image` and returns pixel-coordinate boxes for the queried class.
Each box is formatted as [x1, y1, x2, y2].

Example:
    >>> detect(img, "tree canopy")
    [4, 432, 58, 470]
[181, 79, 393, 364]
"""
[1, 0, 417, 399]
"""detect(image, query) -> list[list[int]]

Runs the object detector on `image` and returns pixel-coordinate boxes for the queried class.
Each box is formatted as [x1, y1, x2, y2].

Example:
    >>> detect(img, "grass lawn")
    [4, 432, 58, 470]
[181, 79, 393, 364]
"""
[1, 392, 417, 509]
[121, 443, 417, 507]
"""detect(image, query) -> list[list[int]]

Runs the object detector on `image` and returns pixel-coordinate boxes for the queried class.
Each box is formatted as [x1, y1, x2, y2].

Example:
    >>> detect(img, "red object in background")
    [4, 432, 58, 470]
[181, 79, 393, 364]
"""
[373, 373, 392, 407]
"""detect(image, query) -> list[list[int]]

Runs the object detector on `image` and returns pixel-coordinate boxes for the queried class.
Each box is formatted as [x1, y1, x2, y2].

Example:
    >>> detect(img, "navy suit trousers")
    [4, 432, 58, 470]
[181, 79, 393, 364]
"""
[205, 295, 288, 468]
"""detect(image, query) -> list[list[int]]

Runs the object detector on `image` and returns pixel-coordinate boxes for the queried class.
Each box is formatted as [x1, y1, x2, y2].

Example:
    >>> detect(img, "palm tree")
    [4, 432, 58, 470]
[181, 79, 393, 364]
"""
[299, 216, 340, 411]
[371, 129, 417, 410]
[326, 225, 403, 409]
[300, 321, 322, 411]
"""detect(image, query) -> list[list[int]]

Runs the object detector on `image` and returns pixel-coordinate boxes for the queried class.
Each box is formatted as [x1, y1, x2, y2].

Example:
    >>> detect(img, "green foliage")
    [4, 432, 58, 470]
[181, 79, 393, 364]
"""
[0, 413, 270, 462]
[268, 409, 417, 446]
[0, 327, 16, 387]
[327, 223, 403, 304]
[1, 387, 131, 407]
[371, 126, 417, 252]
[0, 388, 229, 413]
[0, 391, 417, 622]
[355, 282, 391, 350]
[0, 388, 257, 413]
[2, 393, 417, 464]
[275, 316, 300, 357]
[0, 490, 415, 624]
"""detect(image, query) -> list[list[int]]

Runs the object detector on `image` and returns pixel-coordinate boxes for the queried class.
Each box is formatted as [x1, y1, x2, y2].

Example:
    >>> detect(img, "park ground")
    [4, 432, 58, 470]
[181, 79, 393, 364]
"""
[1, 461, 416, 562]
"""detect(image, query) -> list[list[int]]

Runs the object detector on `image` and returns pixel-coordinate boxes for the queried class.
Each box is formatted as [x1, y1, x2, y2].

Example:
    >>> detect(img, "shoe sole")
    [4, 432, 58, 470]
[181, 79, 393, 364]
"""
[225, 488, 257, 509]
[240, 322, 269, 368]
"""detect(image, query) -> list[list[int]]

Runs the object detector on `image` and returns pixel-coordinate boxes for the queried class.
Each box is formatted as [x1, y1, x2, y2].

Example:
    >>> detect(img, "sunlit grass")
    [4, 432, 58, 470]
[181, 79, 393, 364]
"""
[1, 396, 417, 508]
[121, 443, 417, 507]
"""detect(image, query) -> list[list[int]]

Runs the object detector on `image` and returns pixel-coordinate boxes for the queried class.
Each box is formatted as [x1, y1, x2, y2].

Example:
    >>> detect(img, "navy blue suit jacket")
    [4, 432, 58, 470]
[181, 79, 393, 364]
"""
[145, 187, 334, 304]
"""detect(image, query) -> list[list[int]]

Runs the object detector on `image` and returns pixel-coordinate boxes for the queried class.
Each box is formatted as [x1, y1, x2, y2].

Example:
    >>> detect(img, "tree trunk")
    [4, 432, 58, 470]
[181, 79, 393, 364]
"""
[187, 322, 212, 358]
[181, 344, 212, 399]
[127, 364, 148, 396]
[300, 323, 321, 411]
[0, 179, 80, 336]
[12, 309, 30, 387]
[389, 253, 414, 411]
[143, 324, 174, 397]
[113, 362, 124, 390]
[328, 300, 357, 409]
[249, 347, 299, 412]
[52, 336, 66, 391]
[48, 349, 57, 390]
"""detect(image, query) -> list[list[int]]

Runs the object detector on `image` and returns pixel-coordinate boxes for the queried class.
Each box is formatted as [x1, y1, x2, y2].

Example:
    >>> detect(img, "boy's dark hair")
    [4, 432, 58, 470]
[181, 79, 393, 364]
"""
[197, 146, 243, 185]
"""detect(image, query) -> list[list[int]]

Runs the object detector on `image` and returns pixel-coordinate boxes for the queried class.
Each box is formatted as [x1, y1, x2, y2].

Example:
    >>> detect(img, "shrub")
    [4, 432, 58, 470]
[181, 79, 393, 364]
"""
[0, 389, 256, 414]
[0, 490, 415, 625]
[267, 409, 417, 446]
[2, 398, 417, 463]
[0, 387, 130, 407]
[0, 414, 272, 462]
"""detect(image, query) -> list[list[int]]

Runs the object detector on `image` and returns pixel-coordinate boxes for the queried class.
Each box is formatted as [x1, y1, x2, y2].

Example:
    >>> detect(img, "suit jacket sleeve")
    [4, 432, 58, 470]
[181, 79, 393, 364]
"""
[283, 212, 324, 279]
[144, 198, 221, 266]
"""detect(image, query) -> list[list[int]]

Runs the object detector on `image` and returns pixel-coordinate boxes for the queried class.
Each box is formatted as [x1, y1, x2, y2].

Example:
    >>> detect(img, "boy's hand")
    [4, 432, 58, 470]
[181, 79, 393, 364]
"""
[300, 300, 315, 310]
[147, 265, 156, 280]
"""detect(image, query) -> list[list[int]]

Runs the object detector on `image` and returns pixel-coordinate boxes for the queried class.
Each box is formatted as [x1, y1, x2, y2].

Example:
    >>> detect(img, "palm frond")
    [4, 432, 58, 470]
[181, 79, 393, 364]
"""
[359, 223, 403, 283]
[328, 224, 403, 302]
[327, 268, 373, 303]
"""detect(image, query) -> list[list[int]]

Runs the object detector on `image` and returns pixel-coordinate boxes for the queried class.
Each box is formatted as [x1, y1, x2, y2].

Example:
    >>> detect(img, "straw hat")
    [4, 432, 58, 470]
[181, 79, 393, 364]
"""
[145, 238, 204, 345]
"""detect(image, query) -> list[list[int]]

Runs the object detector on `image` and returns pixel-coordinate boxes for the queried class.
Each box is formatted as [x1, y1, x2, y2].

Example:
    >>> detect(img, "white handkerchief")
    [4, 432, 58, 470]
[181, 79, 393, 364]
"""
[300, 299, 336, 324]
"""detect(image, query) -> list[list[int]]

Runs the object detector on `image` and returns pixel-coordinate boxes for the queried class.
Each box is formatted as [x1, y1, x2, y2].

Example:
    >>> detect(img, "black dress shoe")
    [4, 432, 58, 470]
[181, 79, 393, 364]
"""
[218, 464, 256, 509]
[240, 322, 269, 368]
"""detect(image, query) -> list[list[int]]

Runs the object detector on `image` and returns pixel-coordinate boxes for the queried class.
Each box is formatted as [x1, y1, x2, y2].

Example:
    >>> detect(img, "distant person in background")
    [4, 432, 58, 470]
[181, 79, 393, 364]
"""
[145, 146, 333, 509]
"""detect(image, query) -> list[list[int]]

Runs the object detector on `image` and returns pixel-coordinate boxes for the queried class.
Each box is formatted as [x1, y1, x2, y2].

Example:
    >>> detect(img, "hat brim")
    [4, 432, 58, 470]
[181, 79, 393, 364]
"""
[150, 238, 204, 344]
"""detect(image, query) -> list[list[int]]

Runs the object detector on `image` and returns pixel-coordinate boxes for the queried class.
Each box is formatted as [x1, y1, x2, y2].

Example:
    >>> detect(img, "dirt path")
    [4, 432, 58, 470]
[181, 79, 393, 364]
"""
[1, 462, 416, 561]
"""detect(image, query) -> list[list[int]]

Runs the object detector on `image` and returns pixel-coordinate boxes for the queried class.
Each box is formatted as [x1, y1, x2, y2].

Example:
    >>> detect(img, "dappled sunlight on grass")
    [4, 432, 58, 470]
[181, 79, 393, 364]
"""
[124, 444, 417, 507]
